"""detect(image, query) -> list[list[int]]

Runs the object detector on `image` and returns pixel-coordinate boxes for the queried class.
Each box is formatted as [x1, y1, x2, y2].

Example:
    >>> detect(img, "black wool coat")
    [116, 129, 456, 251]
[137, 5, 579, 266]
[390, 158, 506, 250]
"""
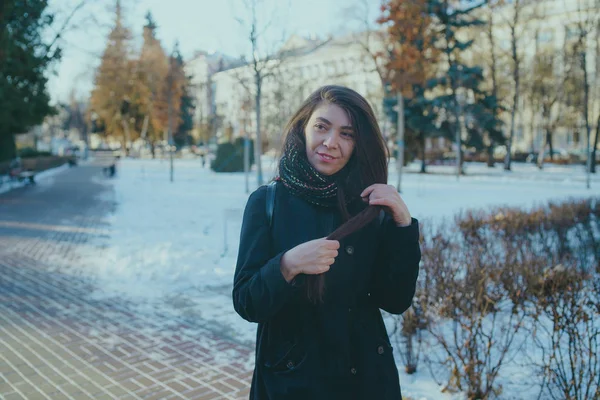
[233, 182, 421, 400]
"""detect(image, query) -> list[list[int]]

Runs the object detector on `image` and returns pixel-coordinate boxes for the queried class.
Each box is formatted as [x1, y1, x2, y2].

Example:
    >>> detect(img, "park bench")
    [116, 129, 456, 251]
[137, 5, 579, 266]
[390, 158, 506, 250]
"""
[8, 159, 36, 185]
[93, 150, 118, 177]
[10, 169, 36, 184]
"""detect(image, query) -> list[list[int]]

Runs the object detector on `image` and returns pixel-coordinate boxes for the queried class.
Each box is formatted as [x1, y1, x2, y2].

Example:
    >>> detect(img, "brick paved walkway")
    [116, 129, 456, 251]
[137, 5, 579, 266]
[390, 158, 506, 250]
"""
[0, 162, 253, 400]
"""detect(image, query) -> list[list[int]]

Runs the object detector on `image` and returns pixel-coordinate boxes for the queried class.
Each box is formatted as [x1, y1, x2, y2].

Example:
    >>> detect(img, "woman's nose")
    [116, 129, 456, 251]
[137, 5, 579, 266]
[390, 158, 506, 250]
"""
[323, 131, 339, 148]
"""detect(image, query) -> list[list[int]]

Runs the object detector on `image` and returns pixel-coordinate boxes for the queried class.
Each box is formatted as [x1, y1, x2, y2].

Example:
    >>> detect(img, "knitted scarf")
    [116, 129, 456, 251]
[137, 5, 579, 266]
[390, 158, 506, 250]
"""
[277, 141, 343, 208]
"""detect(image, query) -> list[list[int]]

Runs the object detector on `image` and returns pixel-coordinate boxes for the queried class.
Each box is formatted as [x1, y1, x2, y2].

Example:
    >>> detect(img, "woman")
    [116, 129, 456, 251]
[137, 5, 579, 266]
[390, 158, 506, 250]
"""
[233, 85, 420, 400]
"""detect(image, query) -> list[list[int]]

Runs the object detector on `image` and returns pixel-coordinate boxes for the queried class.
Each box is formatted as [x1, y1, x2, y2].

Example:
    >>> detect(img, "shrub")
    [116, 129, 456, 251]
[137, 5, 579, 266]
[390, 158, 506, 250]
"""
[211, 138, 254, 172]
[408, 198, 600, 399]
[18, 147, 52, 158]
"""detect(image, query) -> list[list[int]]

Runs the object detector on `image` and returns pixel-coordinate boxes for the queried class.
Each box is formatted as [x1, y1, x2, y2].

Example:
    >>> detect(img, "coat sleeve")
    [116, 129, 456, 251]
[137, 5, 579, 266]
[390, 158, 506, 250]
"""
[370, 216, 421, 315]
[232, 186, 300, 323]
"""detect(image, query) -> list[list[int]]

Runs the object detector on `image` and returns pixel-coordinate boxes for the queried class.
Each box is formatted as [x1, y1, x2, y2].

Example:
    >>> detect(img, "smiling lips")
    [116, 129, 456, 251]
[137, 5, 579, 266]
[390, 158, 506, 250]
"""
[317, 152, 336, 163]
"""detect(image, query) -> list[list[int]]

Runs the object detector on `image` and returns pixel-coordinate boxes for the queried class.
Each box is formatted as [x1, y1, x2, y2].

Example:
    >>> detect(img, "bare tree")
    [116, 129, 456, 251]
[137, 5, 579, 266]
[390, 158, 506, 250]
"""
[344, 0, 395, 145]
[345, 0, 390, 87]
[262, 66, 310, 152]
[482, 0, 510, 168]
[532, 47, 565, 169]
[234, 0, 288, 186]
[571, 0, 600, 176]
[594, 12, 600, 172]
[502, 0, 526, 170]
[44, 0, 90, 58]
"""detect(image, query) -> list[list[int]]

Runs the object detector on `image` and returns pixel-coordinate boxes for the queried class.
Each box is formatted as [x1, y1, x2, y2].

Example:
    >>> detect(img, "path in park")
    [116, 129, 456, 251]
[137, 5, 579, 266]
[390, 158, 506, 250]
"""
[0, 162, 253, 400]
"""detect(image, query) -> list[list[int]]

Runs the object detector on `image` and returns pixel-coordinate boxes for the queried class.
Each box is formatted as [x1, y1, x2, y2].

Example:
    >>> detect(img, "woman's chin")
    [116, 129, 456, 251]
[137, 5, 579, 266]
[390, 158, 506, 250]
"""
[316, 165, 339, 176]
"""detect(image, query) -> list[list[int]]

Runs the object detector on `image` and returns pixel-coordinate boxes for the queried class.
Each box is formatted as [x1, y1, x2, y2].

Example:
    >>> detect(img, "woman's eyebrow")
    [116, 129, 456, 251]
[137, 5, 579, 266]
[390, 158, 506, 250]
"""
[316, 117, 352, 130]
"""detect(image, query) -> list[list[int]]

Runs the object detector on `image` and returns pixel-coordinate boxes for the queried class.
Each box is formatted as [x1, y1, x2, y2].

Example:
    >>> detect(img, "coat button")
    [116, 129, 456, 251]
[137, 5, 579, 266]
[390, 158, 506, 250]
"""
[350, 367, 357, 375]
[377, 346, 385, 355]
[345, 245, 354, 255]
[286, 361, 294, 369]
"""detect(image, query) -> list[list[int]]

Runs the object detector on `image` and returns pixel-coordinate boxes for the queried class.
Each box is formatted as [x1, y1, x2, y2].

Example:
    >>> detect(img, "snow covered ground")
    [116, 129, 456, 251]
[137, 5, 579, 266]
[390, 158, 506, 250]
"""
[72, 157, 598, 400]
[0, 163, 72, 194]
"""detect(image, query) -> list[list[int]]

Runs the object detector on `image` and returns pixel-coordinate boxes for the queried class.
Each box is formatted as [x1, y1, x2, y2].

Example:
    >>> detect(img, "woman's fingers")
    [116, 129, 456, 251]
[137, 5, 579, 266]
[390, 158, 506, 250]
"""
[360, 184, 378, 198]
[369, 197, 392, 206]
[306, 264, 330, 275]
[324, 240, 340, 249]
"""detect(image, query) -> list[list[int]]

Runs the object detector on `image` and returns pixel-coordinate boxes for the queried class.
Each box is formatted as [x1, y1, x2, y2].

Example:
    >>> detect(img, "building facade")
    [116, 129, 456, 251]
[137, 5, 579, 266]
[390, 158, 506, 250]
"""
[186, 32, 388, 152]
[185, 0, 598, 159]
[469, 0, 599, 156]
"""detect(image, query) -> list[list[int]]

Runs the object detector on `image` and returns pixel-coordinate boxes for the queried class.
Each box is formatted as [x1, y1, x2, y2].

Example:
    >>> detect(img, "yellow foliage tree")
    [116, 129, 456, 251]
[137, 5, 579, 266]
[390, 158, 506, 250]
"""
[379, 0, 440, 96]
[89, 0, 133, 148]
[137, 12, 169, 154]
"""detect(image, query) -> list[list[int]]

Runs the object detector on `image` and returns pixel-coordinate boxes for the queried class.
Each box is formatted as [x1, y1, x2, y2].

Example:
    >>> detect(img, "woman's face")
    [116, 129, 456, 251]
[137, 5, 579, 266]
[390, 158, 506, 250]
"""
[304, 102, 355, 176]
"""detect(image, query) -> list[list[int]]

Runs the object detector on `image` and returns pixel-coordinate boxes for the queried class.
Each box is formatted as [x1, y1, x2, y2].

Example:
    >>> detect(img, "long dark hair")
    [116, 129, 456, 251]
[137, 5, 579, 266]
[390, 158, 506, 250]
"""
[278, 85, 389, 303]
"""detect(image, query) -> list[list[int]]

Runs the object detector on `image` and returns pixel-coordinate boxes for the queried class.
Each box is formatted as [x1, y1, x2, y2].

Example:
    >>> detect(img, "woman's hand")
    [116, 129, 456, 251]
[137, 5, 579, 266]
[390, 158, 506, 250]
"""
[280, 238, 340, 283]
[361, 184, 412, 227]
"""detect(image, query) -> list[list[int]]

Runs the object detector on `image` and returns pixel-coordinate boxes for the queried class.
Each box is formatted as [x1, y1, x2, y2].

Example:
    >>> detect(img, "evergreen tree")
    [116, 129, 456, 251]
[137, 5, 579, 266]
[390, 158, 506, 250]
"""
[138, 11, 169, 155]
[174, 60, 195, 148]
[0, 0, 61, 161]
[405, 85, 442, 172]
[89, 0, 133, 149]
[427, 0, 503, 172]
[464, 88, 505, 156]
[164, 41, 186, 146]
[379, 0, 441, 173]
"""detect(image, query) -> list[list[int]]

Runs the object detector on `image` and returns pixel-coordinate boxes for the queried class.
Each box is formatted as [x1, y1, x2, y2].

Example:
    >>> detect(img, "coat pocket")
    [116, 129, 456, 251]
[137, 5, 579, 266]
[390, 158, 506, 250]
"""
[263, 340, 308, 375]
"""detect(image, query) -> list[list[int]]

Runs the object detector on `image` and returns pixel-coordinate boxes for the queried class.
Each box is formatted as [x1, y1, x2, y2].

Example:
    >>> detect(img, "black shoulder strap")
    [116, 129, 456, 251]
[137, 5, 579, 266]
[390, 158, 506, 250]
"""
[266, 181, 277, 228]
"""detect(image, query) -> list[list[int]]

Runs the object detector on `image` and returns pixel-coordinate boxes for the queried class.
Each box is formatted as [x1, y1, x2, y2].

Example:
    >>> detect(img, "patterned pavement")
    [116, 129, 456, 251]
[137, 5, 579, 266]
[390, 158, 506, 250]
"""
[0, 162, 253, 400]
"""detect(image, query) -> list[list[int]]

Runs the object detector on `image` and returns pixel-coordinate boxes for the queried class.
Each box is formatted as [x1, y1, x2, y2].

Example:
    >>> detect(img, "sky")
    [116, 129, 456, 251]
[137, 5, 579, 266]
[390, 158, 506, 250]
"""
[46, 0, 383, 104]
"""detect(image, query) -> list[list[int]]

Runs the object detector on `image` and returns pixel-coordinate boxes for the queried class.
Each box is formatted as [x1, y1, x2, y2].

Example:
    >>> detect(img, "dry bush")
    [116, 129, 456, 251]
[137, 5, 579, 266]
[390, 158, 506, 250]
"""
[418, 217, 526, 399]
[405, 198, 600, 400]
[530, 262, 599, 400]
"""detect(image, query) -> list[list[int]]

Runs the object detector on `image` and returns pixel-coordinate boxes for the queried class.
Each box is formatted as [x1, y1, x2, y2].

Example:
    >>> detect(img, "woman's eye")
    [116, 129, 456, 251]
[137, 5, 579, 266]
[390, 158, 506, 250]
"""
[342, 131, 354, 139]
[315, 124, 326, 131]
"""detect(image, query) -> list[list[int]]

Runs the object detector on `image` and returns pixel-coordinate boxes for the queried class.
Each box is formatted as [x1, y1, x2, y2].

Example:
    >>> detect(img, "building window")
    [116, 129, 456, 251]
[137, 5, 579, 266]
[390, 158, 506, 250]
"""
[537, 29, 553, 44]
[565, 25, 581, 41]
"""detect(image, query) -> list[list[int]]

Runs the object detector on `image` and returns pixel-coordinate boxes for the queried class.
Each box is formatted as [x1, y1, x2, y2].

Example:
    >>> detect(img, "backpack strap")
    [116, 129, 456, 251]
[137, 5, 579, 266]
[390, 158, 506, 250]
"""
[266, 181, 277, 228]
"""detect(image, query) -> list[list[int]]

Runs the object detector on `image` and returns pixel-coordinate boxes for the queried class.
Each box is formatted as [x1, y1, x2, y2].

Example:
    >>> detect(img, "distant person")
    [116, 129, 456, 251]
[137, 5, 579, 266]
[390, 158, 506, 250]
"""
[233, 85, 421, 399]
[8, 157, 22, 174]
[102, 153, 118, 178]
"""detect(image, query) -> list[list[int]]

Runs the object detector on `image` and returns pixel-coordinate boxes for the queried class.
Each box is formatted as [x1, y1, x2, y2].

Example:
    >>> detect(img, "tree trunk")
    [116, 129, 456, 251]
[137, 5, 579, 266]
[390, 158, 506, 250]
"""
[581, 47, 592, 174]
[547, 130, 554, 161]
[452, 85, 464, 176]
[506, 88, 517, 171]
[537, 131, 547, 170]
[444, 1, 463, 178]
[537, 129, 553, 169]
[255, 74, 263, 186]
[506, 18, 520, 172]
[591, 113, 599, 173]
[396, 92, 404, 192]
[121, 120, 130, 156]
[487, 145, 495, 167]
[0, 132, 17, 162]
[504, 47, 520, 171]
[420, 134, 426, 173]
[487, 7, 498, 170]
